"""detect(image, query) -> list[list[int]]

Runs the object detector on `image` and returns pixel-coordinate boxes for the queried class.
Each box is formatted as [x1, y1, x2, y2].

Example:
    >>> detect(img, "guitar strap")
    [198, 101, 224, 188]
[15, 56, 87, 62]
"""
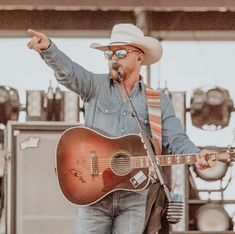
[145, 85, 162, 156]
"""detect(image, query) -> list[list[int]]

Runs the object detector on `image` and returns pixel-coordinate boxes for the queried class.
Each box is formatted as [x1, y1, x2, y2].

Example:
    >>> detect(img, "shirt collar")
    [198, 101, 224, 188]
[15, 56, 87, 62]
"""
[109, 74, 144, 90]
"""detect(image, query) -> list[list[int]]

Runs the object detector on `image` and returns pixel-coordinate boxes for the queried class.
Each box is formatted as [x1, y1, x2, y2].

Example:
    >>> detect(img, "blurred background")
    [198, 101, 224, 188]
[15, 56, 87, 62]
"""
[1, 1, 235, 233]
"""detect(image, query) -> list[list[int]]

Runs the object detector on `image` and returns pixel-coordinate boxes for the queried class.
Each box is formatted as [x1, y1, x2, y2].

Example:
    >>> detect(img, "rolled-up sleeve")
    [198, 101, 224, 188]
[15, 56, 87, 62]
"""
[40, 42, 100, 101]
[161, 93, 200, 154]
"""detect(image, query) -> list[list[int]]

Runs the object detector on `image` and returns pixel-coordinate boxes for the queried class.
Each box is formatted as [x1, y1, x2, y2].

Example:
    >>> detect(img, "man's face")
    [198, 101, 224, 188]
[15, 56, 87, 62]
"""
[105, 45, 144, 79]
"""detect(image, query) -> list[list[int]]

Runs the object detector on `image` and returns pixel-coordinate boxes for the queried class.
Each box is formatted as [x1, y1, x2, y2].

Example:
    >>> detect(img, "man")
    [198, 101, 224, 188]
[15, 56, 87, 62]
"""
[27, 23, 215, 234]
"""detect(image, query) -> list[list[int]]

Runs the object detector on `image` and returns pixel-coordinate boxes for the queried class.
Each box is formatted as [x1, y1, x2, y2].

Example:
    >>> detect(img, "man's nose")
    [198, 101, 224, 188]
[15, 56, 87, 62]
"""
[111, 55, 117, 60]
[111, 53, 119, 60]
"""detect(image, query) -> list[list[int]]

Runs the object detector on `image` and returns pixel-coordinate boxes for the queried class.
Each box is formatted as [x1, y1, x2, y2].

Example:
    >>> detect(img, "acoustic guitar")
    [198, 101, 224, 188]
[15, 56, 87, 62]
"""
[55, 126, 233, 206]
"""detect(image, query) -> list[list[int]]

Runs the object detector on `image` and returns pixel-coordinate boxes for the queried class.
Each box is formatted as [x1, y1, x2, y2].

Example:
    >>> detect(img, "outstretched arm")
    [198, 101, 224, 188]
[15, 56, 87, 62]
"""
[27, 29, 101, 101]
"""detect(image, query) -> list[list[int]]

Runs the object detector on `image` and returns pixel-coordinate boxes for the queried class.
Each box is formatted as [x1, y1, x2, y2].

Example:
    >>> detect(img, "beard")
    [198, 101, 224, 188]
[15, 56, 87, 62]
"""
[109, 68, 120, 81]
[109, 61, 124, 81]
[108, 60, 136, 82]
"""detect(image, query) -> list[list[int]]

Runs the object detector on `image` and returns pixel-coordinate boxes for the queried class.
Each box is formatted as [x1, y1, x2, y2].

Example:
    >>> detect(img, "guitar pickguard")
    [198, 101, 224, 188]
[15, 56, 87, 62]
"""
[102, 168, 129, 192]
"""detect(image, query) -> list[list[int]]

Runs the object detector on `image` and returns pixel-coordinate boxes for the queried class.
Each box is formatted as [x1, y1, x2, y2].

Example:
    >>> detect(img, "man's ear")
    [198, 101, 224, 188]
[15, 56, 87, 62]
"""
[137, 54, 144, 62]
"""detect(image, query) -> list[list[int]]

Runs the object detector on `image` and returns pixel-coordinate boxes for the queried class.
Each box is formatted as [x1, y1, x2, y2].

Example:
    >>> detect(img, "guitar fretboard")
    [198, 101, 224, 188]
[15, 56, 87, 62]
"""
[131, 153, 217, 168]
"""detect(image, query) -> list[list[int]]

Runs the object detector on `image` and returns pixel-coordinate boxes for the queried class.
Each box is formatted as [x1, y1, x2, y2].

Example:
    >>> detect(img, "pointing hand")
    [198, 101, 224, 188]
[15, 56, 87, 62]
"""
[27, 29, 51, 53]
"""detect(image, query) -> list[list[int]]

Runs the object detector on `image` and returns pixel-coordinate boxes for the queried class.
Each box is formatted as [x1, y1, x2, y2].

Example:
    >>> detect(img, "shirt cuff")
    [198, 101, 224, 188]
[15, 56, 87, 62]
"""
[40, 40, 57, 58]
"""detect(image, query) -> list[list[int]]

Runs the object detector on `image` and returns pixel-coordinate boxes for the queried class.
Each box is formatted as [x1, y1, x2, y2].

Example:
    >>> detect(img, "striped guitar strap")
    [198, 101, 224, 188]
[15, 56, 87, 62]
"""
[145, 85, 162, 155]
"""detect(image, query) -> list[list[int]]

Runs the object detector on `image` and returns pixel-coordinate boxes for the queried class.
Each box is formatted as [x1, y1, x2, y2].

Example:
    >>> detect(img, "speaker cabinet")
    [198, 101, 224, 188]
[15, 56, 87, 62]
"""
[5, 121, 79, 234]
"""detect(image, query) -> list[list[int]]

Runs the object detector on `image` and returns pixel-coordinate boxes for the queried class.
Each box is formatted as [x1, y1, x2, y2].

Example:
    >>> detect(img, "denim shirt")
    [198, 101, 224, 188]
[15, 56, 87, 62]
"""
[40, 42, 200, 155]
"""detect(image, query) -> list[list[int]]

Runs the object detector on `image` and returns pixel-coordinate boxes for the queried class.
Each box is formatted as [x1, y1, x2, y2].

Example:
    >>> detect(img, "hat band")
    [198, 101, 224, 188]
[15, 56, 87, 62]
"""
[109, 42, 128, 45]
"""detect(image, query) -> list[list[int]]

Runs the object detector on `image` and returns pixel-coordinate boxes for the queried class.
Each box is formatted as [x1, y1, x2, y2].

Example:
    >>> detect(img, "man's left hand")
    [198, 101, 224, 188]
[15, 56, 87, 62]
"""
[195, 149, 216, 170]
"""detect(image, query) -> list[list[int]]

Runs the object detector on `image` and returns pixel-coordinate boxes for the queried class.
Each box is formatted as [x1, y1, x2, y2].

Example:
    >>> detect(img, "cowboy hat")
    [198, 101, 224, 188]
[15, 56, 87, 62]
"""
[90, 23, 162, 65]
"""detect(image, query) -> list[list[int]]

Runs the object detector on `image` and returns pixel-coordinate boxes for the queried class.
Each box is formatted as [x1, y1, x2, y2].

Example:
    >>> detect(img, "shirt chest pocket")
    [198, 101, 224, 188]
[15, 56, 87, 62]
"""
[126, 99, 150, 134]
[93, 97, 119, 133]
[128, 97, 149, 124]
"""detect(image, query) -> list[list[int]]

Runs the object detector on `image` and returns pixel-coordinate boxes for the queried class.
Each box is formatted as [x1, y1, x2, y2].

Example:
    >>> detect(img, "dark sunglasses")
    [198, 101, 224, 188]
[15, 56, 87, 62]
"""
[104, 49, 141, 60]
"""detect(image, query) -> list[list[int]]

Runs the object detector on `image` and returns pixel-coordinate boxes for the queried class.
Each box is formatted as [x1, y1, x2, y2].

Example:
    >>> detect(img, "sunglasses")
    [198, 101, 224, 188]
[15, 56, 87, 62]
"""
[104, 49, 142, 60]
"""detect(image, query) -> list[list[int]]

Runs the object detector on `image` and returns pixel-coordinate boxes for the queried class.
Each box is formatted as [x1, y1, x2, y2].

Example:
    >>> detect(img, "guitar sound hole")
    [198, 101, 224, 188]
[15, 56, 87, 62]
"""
[111, 151, 131, 176]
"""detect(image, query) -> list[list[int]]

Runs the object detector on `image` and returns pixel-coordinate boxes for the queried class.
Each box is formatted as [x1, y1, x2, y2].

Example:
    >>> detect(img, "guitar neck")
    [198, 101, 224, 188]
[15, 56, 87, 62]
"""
[132, 152, 217, 168]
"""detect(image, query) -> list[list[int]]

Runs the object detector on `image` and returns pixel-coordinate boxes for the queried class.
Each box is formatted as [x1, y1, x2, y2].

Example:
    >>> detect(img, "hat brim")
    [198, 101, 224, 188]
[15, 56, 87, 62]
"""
[90, 37, 162, 65]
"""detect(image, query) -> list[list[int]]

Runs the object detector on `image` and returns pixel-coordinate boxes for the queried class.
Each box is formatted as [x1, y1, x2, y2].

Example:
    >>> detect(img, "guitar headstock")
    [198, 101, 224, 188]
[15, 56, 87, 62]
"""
[217, 147, 235, 163]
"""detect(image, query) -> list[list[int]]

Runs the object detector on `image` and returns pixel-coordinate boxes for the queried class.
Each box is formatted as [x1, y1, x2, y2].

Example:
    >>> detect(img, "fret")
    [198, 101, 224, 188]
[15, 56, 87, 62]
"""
[142, 158, 145, 167]
[137, 158, 140, 167]
[170, 155, 174, 165]
[132, 158, 136, 168]
[167, 156, 171, 164]
[176, 155, 180, 164]
[140, 157, 144, 168]
[159, 157, 162, 165]
[136, 157, 139, 168]
[157, 157, 161, 165]
[145, 158, 149, 167]
[174, 156, 176, 164]
[132, 157, 137, 169]
[173, 155, 177, 164]
[187, 155, 191, 163]
[163, 156, 167, 165]
[191, 154, 197, 163]
[182, 155, 187, 164]
[157, 157, 161, 166]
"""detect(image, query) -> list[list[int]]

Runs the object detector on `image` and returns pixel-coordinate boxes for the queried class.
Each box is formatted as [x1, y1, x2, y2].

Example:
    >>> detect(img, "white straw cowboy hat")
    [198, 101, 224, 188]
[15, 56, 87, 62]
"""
[90, 23, 163, 65]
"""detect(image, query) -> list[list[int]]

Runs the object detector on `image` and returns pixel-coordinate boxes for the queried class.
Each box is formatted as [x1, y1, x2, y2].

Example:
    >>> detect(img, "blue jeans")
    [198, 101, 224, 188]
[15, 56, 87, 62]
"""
[75, 189, 148, 234]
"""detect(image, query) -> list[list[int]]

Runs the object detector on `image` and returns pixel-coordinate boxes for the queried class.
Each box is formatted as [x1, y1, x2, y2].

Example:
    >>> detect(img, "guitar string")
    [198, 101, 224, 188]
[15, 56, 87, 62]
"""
[89, 154, 201, 164]
[89, 153, 218, 170]
[76, 154, 213, 168]
[68, 153, 216, 170]
[66, 152, 215, 161]
[90, 156, 199, 168]
[90, 154, 219, 171]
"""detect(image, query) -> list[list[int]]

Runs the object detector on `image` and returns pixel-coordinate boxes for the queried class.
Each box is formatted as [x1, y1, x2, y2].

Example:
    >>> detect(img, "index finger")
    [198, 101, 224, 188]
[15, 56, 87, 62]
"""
[27, 29, 42, 37]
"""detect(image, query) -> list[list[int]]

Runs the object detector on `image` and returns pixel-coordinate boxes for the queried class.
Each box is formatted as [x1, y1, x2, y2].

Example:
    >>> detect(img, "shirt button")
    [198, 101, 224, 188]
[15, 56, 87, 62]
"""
[144, 119, 148, 123]
[121, 129, 124, 133]
[105, 109, 108, 113]
[123, 112, 126, 116]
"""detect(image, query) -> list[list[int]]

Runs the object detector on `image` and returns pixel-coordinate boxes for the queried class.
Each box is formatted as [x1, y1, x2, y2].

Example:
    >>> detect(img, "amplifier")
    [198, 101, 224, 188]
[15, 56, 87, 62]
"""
[5, 121, 80, 234]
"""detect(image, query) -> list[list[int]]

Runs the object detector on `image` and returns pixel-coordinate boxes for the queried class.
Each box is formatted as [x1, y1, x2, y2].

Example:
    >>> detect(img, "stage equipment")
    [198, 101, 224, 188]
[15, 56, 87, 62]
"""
[26, 90, 45, 121]
[26, 88, 80, 122]
[63, 91, 81, 122]
[194, 160, 228, 181]
[0, 86, 20, 125]
[196, 204, 230, 232]
[187, 146, 235, 233]
[164, 85, 235, 233]
[5, 121, 78, 234]
[190, 86, 234, 130]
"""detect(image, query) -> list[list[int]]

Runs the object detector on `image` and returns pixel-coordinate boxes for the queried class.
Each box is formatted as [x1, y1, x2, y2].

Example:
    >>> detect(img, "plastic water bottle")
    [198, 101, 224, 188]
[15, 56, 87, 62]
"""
[171, 182, 183, 203]
[167, 182, 183, 224]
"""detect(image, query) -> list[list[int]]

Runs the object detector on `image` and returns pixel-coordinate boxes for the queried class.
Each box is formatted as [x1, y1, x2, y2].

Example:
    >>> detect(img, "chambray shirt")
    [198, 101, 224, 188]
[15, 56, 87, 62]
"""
[41, 43, 199, 155]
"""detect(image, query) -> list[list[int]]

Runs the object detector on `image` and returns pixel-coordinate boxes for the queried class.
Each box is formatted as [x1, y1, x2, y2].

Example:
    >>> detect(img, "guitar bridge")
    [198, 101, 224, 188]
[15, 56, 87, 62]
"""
[90, 151, 99, 176]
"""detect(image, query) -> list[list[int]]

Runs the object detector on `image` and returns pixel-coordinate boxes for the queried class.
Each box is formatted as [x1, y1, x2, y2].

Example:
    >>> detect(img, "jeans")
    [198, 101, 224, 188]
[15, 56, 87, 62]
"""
[75, 189, 148, 234]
